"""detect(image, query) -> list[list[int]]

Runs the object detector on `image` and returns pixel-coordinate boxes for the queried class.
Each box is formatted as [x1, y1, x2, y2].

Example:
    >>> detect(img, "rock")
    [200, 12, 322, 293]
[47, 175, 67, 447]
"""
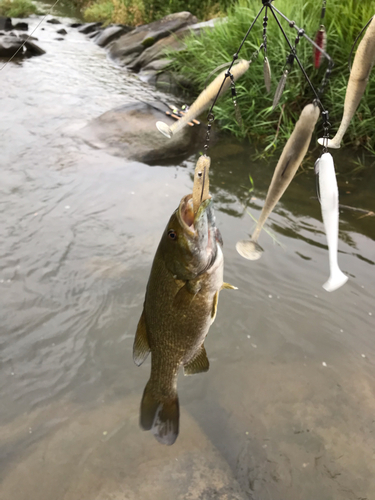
[109, 11, 197, 65]
[24, 39, 46, 56]
[0, 35, 24, 57]
[46, 18, 61, 24]
[56, 28, 67, 35]
[0, 33, 45, 57]
[69, 22, 82, 28]
[88, 29, 101, 39]
[128, 29, 187, 72]
[0, 16, 12, 31]
[19, 33, 38, 41]
[13, 22, 28, 31]
[0, 396, 248, 500]
[78, 22, 102, 35]
[79, 101, 202, 163]
[55, 37, 64, 41]
[142, 58, 172, 72]
[94, 24, 132, 48]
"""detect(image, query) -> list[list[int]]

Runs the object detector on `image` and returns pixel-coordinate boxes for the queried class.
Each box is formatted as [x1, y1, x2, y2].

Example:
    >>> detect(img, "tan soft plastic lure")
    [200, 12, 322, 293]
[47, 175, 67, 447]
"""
[192, 155, 211, 214]
[156, 59, 250, 139]
[318, 16, 375, 148]
[236, 103, 320, 261]
[263, 56, 272, 93]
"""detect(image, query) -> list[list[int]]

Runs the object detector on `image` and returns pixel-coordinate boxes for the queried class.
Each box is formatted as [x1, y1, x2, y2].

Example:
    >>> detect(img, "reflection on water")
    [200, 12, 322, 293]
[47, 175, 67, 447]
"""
[1, 10, 375, 500]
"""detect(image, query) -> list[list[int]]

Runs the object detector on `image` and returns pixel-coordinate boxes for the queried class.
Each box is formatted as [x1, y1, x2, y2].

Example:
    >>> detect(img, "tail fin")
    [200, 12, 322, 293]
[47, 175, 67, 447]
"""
[140, 380, 179, 446]
[323, 268, 348, 292]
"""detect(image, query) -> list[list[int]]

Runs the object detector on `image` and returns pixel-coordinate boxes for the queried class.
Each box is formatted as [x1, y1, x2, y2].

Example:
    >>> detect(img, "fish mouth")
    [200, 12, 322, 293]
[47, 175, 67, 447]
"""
[178, 194, 212, 234]
[178, 194, 217, 274]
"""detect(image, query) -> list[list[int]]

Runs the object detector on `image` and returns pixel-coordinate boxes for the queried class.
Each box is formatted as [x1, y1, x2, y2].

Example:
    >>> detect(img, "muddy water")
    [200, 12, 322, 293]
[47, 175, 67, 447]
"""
[1, 12, 375, 500]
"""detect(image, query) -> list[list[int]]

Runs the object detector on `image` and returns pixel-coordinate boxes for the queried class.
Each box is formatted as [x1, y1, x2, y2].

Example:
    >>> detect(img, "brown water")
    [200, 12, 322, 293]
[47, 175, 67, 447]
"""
[1, 12, 375, 500]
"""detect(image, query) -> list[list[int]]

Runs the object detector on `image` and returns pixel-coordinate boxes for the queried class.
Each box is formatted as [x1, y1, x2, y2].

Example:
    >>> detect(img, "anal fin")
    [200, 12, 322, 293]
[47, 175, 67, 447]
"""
[133, 310, 150, 366]
[184, 345, 209, 376]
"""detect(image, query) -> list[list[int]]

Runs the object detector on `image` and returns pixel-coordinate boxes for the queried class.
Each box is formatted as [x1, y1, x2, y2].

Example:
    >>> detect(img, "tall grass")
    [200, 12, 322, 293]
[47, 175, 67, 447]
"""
[0, 0, 37, 17]
[81, 0, 232, 26]
[169, 0, 375, 151]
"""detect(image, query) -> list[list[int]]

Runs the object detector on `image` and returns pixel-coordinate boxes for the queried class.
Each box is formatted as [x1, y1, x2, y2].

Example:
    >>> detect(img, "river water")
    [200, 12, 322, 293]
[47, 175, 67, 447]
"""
[1, 11, 375, 500]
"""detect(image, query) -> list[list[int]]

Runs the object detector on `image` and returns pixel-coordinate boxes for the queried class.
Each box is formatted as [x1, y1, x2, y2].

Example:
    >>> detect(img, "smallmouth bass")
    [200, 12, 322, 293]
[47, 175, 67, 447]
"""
[133, 193, 236, 445]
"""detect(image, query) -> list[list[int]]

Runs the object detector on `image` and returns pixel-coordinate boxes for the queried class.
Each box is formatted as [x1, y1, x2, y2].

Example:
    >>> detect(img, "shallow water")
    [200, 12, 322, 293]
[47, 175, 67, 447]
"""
[1, 11, 375, 500]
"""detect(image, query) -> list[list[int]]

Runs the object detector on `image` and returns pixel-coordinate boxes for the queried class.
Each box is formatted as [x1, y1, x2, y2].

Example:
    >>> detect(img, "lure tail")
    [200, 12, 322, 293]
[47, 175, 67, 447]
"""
[323, 266, 348, 292]
[140, 379, 179, 446]
[235, 240, 263, 261]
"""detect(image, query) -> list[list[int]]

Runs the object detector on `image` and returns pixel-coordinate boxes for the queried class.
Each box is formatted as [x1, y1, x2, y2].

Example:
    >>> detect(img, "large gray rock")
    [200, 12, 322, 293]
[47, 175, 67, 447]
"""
[95, 24, 132, 47]
[128, 28, 187, 71]
[109, 11, 197, 65]
[0, 396, 248, 500]
[78, 101, 203, 163]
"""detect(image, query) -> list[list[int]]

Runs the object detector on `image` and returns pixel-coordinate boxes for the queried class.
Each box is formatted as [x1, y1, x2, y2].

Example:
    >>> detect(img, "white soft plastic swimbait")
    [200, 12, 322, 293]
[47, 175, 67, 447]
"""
[155, 59, 250, 138]
[317, 152, 348, 291]
[318, 16, 375, 149]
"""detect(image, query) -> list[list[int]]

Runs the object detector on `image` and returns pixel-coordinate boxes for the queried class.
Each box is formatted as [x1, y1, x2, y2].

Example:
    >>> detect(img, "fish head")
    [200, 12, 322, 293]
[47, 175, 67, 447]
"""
[160, 194, 221, 281]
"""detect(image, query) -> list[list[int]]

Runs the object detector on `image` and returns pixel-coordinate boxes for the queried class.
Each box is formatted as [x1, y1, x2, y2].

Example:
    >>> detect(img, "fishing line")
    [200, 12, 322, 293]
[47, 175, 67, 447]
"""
[0, 0, 61, 71]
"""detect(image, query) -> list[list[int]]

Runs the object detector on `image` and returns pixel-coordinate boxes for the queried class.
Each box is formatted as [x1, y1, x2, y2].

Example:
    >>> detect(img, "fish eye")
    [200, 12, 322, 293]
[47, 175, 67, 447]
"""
[168, 229, 177, 240]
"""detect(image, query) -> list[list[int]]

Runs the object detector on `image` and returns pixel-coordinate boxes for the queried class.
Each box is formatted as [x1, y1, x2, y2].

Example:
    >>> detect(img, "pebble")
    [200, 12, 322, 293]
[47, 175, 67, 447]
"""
[369, 312, 372, 316]
[251, 344, 257, 349]
[322, 362, 327, 367]
[103, 431, 107, 436]
[65, 205, 70, 209]
[247, 335, 251, 339]
[340, 329, 344, 333]
[361, 354, 366, 358]
[268, 294, 272, 299]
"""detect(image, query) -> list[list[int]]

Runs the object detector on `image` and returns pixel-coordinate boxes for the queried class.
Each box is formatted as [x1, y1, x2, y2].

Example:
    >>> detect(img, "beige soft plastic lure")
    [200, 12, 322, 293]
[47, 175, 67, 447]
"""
[156, 59, 250, 139]
[263, 56, 272, 93]
[318, 16, 375, 148]
[192, 155, 211, 214]
[236, 103, 320, 261]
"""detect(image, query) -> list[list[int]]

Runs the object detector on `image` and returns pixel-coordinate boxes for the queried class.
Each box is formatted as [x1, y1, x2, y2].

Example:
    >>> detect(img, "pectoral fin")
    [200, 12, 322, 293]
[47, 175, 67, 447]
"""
[184, 345, 209, 375]
[221, 282, 238, 290]
[173, 281, 200, 309]
[133, 310, 150, 366]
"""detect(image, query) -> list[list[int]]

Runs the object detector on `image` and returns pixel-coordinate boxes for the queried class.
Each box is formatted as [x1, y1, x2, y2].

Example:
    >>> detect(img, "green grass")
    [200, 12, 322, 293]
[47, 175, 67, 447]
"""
[0, 0, 37, 17]
[80, 0, 232, 27]
[169, 0, 375, 151]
